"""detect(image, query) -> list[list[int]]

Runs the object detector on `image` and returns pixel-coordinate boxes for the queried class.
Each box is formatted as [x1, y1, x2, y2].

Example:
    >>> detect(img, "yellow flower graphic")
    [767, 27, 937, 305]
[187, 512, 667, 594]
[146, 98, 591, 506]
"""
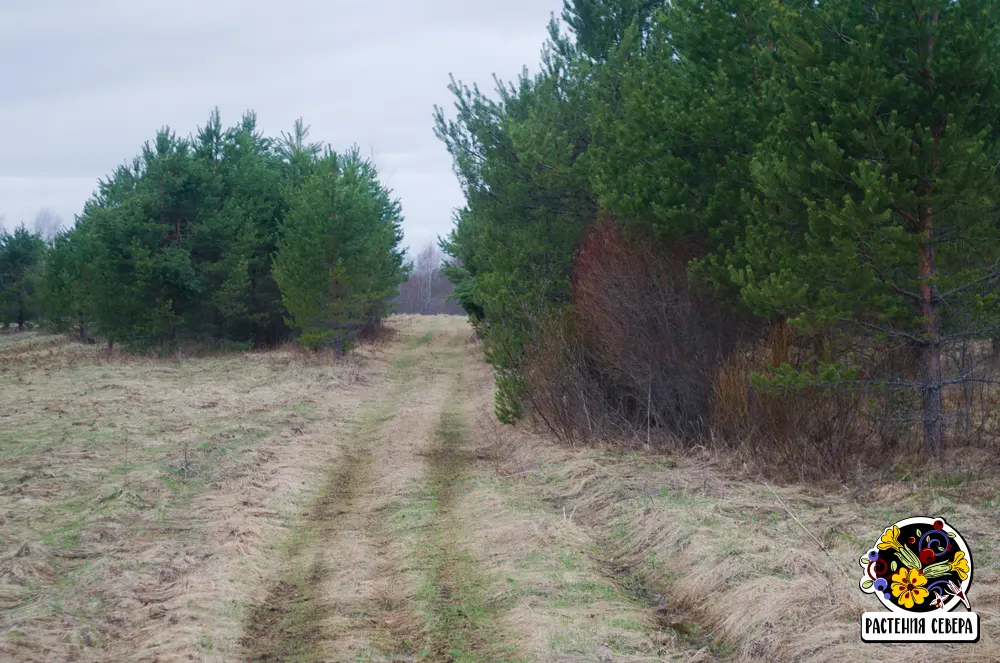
[878, 525, 902, 551]
[891, 567, 929, 609]
[950, 552, 970, 581]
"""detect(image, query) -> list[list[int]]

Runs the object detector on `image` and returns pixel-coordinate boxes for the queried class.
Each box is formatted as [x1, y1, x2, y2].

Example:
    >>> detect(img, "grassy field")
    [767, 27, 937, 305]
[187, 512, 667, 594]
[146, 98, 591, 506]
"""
[1, 316, 997, 661]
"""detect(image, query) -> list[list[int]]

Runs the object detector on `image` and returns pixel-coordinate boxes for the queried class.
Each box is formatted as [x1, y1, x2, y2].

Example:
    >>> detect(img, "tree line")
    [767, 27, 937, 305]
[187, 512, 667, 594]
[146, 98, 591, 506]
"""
[0, 110, 410, 356]
[435, 0, 1000, 468]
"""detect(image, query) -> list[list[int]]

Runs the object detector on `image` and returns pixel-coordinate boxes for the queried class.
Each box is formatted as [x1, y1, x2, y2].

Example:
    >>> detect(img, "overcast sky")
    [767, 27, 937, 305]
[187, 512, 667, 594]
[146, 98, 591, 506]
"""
[0, 0, 563, 253]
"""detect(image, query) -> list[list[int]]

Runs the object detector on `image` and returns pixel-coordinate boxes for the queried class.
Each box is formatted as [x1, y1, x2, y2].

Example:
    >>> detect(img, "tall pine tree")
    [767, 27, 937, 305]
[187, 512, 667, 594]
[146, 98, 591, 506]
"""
[731, 0, 1000, 454]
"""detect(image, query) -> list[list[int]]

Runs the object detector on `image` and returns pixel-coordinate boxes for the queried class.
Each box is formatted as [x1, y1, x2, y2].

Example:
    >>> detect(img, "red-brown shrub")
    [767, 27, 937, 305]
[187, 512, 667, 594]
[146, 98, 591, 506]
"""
[568, 218, 756, 440]
[519, 217, 917, 480]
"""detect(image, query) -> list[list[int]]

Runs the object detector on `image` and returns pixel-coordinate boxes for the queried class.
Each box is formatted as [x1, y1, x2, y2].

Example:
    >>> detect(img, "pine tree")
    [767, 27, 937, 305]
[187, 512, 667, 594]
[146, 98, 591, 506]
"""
[434, 21, 599, 421]
[40, 227, 90, 340]
[561, 0, 663, 62]
[223, 111, 290, 345]
[38, 108, 403, 353]
[588, 0, 784, 299]
[80, 129, 206, 349]
[0, 225, 46, 330]
[273, 149, 408, 357]
[731, 0, 1000, 454]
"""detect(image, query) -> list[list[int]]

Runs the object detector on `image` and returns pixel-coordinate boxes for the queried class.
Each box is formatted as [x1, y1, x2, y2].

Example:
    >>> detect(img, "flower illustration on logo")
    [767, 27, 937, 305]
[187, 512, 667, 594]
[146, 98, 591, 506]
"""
[890, 567, 928, 609]
[859, 516, 974, 613]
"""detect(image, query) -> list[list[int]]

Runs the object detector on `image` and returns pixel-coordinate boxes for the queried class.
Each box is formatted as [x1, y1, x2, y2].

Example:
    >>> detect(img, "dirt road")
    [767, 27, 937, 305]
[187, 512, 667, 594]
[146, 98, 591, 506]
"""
[1, 315, 677, 663]
[235, 315, 675, 662]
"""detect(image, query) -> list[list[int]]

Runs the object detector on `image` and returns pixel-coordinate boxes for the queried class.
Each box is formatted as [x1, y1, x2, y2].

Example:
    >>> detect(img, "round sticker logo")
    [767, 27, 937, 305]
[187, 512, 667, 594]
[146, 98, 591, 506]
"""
[859, 516, 972, 613]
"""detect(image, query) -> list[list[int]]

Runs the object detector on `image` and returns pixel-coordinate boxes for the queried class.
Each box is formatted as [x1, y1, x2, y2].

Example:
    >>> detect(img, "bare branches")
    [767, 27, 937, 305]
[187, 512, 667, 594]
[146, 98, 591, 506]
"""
[395, 242, 465, 315]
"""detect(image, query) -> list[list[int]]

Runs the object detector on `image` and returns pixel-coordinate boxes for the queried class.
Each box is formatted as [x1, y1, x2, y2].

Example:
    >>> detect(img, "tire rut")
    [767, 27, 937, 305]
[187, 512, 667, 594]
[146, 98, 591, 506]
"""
[239, 440, 374, 662]
[413, 368, 518, 662]
[239, 323, 465, 662]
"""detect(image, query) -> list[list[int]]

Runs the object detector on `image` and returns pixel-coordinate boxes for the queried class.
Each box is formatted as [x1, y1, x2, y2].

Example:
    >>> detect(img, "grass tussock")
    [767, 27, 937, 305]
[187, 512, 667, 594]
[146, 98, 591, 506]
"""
[480, 426, 1000, 661]
[467, 340, 723, 662]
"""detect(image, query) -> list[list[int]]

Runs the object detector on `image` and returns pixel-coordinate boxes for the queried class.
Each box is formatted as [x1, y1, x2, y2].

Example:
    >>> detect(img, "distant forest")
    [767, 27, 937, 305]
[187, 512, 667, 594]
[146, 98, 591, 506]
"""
[394, 244, 464, 316]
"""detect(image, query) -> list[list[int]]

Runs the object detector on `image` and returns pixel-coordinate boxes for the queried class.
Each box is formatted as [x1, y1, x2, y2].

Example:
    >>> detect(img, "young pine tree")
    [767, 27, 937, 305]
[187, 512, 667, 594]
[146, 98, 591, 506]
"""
[273, 150, 407, 357]
[0, 226, 46, 330]
[40, 227, 90, 340]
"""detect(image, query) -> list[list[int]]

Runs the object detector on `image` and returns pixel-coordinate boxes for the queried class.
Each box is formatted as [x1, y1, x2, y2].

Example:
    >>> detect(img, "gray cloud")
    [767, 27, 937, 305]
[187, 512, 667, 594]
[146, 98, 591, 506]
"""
[0, 0, 563, 251]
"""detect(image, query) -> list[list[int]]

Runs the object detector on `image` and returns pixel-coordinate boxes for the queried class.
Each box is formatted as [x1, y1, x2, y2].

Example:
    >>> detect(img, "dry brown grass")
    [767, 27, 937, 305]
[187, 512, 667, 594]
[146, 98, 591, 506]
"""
[420, 318, 1000, 661]
[8, 314, 996, 662]
[0, 327, 394, 661]
[453, 313, 1000, 660]
[457, 338, 718, 661]
[481, 419, 1000, 661]
[236, 313, 483, 661]
[307, 316, 469, 660]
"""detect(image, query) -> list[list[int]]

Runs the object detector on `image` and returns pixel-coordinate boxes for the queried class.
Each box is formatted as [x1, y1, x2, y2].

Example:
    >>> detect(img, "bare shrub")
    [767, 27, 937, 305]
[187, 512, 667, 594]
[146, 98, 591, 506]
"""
[708, 351, 756, 443]
[518, 218, 1000, 480]
[520, 307, 614, 447]
[940, 338, 1000, 449]
[515, 219, 913, 480]
[358, 319, 397, 349]
[516, 218, 759, 448]
[479, 409, 525, 476]
[394, 243, 465, 315]
[569, 219, 757, 440]
[708, 324, 903, 481]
